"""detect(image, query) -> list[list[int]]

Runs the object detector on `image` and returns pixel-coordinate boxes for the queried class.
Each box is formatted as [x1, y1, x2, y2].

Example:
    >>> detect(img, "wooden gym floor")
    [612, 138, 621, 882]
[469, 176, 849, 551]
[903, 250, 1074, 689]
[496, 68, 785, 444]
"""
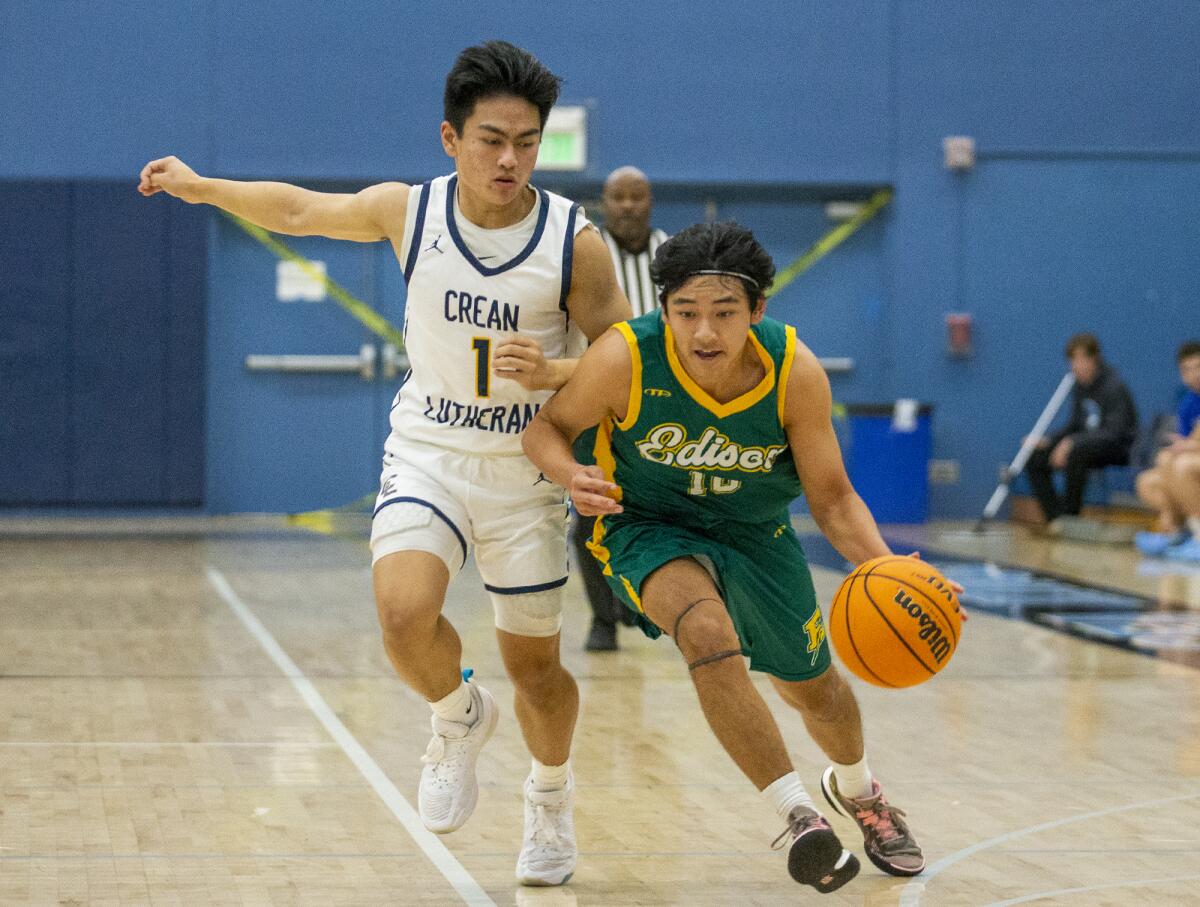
[0, 516, 1197, 906]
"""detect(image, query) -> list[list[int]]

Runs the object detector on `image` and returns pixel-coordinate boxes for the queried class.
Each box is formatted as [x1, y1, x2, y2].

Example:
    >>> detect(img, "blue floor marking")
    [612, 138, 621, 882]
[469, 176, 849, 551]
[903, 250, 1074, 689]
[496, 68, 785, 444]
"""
[1037, 611, 1200, 657]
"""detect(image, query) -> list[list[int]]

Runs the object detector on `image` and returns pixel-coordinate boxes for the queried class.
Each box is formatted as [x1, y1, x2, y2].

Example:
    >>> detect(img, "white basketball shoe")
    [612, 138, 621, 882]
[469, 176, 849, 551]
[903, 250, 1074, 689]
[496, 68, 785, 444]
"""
[418, 681, 498, 834]
[516, 772, 577, 886]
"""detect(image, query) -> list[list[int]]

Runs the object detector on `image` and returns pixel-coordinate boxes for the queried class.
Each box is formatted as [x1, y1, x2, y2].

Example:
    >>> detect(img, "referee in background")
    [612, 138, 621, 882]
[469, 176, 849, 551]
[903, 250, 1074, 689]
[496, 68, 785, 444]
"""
[599, 166, 670, 317]
[575, 165, 670, 650]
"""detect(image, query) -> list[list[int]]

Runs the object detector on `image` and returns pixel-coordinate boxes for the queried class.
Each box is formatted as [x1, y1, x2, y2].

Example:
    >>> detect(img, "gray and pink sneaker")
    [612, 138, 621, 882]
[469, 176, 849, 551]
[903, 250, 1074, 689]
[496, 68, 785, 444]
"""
[771, 807, 860, 893]
[820, 767, 925, 877]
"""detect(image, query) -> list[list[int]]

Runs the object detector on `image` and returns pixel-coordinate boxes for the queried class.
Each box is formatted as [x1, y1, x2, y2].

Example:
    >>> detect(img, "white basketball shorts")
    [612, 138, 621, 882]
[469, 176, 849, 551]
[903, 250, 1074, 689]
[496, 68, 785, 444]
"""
[370, 436, 570, 627]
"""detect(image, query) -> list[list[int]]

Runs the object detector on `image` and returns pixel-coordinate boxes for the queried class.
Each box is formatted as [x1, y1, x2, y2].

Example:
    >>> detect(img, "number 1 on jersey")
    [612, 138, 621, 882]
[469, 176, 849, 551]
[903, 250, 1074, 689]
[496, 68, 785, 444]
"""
[472, 337, 491, 397]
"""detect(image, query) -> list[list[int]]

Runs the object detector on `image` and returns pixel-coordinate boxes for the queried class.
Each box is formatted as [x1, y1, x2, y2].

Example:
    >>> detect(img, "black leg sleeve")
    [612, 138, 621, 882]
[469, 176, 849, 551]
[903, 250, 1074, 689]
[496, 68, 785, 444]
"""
[1062, 437, 1132, 516]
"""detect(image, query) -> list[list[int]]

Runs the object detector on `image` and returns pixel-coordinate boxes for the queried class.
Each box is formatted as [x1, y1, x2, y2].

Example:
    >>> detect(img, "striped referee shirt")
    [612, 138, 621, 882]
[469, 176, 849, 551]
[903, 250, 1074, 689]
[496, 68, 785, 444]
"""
[600, 226, 670, 318]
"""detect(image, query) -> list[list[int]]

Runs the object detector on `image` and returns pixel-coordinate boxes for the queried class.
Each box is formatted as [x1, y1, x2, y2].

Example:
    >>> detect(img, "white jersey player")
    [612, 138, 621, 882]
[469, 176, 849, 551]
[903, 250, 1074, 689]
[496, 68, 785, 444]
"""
[138, 41, 630, 887]
[375, 168, 594, 611]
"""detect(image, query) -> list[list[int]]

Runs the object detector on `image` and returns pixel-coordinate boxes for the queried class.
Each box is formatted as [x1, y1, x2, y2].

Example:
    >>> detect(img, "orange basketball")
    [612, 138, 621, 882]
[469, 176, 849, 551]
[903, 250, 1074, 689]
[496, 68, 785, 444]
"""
[828, 555, 962, 688]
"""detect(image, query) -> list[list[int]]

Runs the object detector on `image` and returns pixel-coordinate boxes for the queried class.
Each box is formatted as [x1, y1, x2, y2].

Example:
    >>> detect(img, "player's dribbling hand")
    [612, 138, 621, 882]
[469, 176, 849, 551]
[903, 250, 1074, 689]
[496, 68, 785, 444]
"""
[570, 465, 623, 517]
[906, 551, 968, 620]
[494, 336, 552, 391]
[138, 156, 203, 202]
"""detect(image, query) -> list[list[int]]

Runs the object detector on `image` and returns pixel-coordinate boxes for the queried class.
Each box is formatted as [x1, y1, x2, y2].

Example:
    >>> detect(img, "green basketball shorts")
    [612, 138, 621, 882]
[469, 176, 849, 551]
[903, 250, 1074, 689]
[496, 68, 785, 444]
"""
[586, 514, 831, 681]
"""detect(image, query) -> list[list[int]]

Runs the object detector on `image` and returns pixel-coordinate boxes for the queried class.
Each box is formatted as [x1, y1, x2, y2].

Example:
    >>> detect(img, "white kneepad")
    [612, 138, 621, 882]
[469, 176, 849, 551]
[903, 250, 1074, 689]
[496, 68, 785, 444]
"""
[370, 501, 463, 575]
[490, 587, 564, 638]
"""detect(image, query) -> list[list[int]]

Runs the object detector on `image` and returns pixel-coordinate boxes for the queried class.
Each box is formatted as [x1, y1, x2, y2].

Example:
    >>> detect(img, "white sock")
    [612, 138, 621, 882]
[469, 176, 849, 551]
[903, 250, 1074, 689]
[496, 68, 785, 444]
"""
[429, 681, 474, 725]
[764, 771, 815, 821]
[832, 755, 875, 800]
[1187, 517, 1200, 537]
[530, 758, 570, 791]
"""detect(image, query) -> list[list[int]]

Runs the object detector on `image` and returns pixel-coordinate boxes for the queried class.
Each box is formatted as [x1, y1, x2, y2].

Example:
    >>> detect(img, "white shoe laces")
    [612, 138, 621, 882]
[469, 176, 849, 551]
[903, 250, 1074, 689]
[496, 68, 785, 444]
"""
[420, 716, 471, 777]
[527, 802, 563, 848]
[420, 733, 446, 766]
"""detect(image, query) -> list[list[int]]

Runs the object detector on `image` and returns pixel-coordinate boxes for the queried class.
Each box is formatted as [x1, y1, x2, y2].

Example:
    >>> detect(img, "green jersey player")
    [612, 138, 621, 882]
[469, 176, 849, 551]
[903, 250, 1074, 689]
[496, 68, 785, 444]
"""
[522, 222, 931, 894]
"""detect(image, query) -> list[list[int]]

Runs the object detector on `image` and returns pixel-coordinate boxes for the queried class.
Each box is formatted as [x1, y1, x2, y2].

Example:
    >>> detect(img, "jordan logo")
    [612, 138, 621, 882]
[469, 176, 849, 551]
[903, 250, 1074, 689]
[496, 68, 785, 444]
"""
[424, 234, 444, 254]
[533, 472, 551, 486]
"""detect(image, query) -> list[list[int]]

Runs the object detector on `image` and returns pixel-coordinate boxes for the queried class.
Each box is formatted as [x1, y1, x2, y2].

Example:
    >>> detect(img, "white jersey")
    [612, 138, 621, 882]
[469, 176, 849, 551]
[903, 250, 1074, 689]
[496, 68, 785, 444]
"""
[388, 174, 590, 457]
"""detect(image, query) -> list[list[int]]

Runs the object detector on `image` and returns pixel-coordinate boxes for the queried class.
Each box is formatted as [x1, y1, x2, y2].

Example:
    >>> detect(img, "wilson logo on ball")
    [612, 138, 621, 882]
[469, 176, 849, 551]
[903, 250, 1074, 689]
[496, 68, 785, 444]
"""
[892, 590, 953, 664]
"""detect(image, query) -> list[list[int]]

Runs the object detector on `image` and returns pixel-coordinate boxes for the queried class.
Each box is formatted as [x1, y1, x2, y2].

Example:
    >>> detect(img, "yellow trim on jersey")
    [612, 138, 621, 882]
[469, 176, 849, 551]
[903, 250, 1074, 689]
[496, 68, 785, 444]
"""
[614, 321, 643, 431]
[584, 417, 645, 614]
[777, 325, 798, 425]
[662, 323, 776, 419]
[589, 417, 622, 502]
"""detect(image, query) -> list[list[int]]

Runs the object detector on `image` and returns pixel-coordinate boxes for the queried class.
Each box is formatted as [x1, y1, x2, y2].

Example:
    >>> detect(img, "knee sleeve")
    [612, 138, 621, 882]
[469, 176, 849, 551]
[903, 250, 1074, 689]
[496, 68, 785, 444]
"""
[490, 587, 564, 638]
[371, 501, 464, 575]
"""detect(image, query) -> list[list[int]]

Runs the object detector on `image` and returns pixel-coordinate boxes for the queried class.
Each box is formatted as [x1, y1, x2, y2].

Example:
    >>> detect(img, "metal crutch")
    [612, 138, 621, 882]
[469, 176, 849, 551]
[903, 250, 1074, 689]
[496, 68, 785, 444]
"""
[975, 372, 1076, 531]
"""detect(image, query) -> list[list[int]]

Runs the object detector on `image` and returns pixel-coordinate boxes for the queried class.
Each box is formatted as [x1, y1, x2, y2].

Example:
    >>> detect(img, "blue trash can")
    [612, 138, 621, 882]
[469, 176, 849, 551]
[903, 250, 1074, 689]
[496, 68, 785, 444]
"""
[845, 403, 933, 524]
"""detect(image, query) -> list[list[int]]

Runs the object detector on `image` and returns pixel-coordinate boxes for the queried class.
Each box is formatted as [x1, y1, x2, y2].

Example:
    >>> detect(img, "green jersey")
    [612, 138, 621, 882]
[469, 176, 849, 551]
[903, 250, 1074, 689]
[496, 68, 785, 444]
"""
[585, 312, 802, 530]
[575, 312, 831, 680]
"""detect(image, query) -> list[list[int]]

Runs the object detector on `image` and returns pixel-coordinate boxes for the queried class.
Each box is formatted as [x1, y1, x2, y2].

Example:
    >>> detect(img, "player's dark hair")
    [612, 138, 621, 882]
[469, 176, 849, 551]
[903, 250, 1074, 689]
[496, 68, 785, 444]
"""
[651, 222, 775, 309]
[1064, 332, 1101, 359]
[1177, 340, 1200, 363]
[444, 41, 561, 134]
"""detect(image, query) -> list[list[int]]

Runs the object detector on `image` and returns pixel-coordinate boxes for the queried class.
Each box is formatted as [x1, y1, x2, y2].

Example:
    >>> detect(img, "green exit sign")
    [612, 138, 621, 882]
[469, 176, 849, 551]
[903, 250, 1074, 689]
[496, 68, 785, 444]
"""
[537, 106, 587, 171]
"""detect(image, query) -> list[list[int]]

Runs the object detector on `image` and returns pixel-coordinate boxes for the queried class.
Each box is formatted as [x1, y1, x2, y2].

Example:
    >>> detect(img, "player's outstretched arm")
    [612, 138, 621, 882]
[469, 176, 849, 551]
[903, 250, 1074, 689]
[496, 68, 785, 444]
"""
[137, 156, 408, 242]
[783, 342, 892, 565]
[522, 328, 631, 516]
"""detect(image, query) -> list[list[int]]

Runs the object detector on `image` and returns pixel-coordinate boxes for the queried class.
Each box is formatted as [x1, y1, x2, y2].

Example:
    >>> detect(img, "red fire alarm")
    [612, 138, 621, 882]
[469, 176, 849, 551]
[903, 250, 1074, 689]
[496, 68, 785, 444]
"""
[946, 312, 973, 358]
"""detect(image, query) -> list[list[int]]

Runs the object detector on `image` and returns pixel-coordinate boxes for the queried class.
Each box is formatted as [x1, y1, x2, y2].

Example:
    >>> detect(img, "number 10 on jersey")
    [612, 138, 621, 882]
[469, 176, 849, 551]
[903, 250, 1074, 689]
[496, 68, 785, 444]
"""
[472, 337, 491, 397]
[687, 472, 742, 495]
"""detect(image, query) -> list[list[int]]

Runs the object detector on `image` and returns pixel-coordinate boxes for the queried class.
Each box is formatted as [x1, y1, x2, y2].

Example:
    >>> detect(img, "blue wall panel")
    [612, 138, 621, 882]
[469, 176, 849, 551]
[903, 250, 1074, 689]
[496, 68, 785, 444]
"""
[0, 2, 211, 179]
[70, 187, 206, 504]
[893, 1, 1200, 152]
[72, 185, 170, 502]
[166, 201, 209, 504]
[0, 183, 206, 506]
[210, 0, 890, 182]
[0, 184, 74, 503]
[5, 1, 892, 183]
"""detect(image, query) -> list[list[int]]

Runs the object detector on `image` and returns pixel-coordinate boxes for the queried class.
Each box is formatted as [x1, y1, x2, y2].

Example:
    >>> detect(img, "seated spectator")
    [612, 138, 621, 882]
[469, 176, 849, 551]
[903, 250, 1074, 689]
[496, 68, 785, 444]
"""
[1025, 333, 1138, 528]
[1135, 341, 1200, 558]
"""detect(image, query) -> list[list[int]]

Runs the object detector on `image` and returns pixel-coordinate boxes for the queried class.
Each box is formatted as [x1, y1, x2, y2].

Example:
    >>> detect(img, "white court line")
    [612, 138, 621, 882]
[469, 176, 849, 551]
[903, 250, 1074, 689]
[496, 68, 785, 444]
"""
[898, 791, 1200, 906]
[985, 874, 1200, 906]
[206, 567, 495, 907]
